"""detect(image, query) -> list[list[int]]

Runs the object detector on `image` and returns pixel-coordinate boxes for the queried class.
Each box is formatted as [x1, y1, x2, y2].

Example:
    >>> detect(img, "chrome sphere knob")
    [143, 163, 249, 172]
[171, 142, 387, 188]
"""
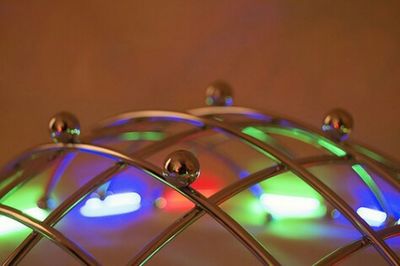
[49, 112, 81, 143]
[205, 80, 234, 106]
[322, 108, 353, 142]
[162, 150, 200, 188]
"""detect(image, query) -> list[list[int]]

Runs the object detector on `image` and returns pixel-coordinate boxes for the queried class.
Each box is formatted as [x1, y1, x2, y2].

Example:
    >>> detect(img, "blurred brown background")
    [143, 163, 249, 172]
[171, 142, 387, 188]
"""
[0, 1, 399, 166]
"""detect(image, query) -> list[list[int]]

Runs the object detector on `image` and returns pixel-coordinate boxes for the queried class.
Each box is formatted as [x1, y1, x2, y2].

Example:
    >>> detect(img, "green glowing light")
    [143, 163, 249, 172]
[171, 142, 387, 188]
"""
[221, 191, 267, 226]
[243, 126, 347, 157]
[1, 186, 43, 210]
[351, 164, 388, 211]
[119, 131, 165, 141]
[260, 193, 326, 219]
[316, 139, 347, 157]
[260, 171, 322, 198]
[262, 127, 314, 143]
[258, 171, 326, 219]
[242, 127, 273, 143]
[66, 128, 80, 136]
[352, 164, 377, 189]
[0, 207, 48, 235]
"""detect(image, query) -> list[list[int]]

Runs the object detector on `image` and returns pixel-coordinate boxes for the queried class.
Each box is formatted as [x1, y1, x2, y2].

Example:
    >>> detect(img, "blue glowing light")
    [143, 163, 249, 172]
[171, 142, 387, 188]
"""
[80, 192, 141, 217]
[356, 207, 387, 227]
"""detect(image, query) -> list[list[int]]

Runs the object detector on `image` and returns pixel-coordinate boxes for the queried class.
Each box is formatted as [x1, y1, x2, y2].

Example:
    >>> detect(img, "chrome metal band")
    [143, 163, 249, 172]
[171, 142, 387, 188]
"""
[1, 108, 398, 265]
[3, 144, 278, 265]
[131, 155, 345, 265]
[316, 225, 400, 265]
[0, 204, 99, 265]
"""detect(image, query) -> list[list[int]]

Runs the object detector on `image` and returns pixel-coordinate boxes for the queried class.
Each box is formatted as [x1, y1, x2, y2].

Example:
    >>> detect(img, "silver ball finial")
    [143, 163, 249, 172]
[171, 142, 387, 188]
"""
[49, 112, 80, 143]
[205, 80, 233, 106]
[322, 108, 353, 142]
[162, 150, 200, 188]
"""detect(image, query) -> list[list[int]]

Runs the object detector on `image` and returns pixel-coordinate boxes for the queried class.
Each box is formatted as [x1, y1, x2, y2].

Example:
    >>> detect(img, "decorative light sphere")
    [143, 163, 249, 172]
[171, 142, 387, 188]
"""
[1, 85, 398, 266]
[162, 150, 200, 188]
[322, 108, 353, 142]
[205, 80, 234, 106]
[49, 112, 81, 143]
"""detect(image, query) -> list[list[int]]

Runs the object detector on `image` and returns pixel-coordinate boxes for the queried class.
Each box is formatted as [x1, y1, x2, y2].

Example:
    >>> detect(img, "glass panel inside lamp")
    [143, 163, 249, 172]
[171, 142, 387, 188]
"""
[385, 235, 400, 257]
[53, 177, 190, 265]
[308, 164, 395, 229]
[79, 167, 163, 218]
[91, 120, 199, 154]
[80, 192, 141, 217]
[0, 170, 52, 236]
[147, 214, 261, 266]
[339, 245, 387, 266]
[145, 129, 276, 189]
[242, 126, 347, 158]
[219, 175, 363, 265]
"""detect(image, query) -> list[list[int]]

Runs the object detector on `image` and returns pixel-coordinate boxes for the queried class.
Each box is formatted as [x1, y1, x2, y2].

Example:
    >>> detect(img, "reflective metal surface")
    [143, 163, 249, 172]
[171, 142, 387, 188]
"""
[0, 85, 399, 266]
[162, 150, 200, 188]
[322, 108, 353, 142]
[49, 112, 81, 144]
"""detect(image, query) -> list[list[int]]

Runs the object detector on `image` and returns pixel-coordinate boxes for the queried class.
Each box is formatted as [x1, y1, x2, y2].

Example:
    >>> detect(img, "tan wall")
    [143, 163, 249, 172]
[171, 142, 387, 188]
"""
[0, 1, 399, 166]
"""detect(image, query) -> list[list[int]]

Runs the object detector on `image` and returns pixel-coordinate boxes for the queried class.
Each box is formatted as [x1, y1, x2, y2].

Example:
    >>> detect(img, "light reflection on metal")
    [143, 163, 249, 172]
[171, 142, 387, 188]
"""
[0, 207, 48, 235]
[0, 83, 399, 265]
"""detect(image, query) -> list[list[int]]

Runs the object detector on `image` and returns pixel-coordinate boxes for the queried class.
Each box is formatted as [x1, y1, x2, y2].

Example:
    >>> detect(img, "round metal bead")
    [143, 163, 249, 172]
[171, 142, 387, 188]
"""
[49, 112, 81, 143]
[322, 108, 353, 142]
[162, 150, 200, 188]
[205, 80, 234, 106]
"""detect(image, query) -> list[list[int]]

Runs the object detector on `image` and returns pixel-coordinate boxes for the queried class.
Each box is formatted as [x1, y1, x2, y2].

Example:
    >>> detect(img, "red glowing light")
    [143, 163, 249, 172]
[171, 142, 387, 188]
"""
[161, 172, 222, 212]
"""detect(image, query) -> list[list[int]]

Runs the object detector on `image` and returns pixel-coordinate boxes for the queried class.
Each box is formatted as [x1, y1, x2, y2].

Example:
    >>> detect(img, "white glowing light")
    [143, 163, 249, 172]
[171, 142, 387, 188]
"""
[80, 192, 141, 217]
[356, 207, 387, 227]
[260, 194, 324, 219]
[0, 207, 48, 235]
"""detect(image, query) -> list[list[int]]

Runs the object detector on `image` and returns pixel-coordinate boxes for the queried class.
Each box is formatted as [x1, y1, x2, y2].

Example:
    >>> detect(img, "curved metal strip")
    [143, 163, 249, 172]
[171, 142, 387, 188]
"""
[0, 145, 62, 181]
[3, 163, 127, 265]
[184, 187, 279, 265]
[90, 109, 396, 226]
[349, 141, 400, 172]
[131, 155, 344, 265]
[190, 108, 397, 224]
[8, 111, 396, 264]
[190, 107, 400, 190]
[189, 106, 272, 121]
[94, 110, 205, 130]
[39, 152, 77, 208]
[3, 109, 399, 264]
[194, 117, 399, 265]
[5, 144, 279, 266]
[315, 225, 400, 265]
[345, 144, 400, 192]
[0, 204, 99, 265]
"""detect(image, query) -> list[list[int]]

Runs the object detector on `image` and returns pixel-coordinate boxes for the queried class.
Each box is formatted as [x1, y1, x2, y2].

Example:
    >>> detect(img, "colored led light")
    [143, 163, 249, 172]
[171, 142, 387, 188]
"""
[356, 207, 387, 227]
[119, 131, 165, 141]
[0, 207, 48, 235]
[260, 193, 325, 219]
[80, 192, 141, 217]
[254, 126, 347, 157]
[242, 127, 273, 143]
[316, 139, 347, 157]
[162, 188, 217, 211]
